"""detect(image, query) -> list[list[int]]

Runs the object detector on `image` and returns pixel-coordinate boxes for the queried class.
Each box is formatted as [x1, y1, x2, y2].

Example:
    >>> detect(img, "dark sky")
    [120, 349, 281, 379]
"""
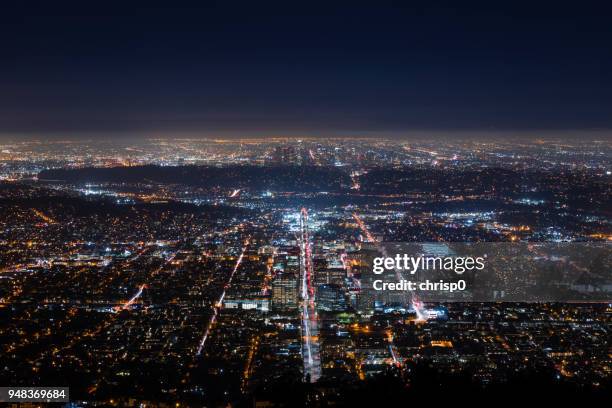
[2, 1, 612, 138]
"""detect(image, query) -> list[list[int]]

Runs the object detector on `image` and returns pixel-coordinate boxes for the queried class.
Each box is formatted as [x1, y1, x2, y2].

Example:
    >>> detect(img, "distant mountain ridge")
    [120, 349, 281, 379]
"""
[38, 165, 350, 192]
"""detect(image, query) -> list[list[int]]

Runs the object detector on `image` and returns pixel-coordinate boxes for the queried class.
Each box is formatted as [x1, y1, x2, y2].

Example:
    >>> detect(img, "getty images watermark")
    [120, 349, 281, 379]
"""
[360, 242, 611, 302]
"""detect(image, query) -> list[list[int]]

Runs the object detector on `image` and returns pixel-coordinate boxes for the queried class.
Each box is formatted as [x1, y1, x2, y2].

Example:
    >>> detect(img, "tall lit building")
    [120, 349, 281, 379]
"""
[316, 284, 347, 312]
[272, 272, 298, 310]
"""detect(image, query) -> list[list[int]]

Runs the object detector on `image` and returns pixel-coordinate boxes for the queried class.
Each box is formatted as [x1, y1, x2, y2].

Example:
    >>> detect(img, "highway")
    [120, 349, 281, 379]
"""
[299, 208, 322, 382]
[196, 239, 249, 356]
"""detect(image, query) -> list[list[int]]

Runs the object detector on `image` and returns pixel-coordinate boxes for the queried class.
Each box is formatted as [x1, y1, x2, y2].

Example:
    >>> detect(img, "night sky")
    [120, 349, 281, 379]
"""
[2, 2, 612, 138]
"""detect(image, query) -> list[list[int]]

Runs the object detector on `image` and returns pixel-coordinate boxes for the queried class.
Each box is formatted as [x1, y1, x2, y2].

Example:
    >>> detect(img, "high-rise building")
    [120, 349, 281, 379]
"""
[316, 284, 347, 312]
[272, 272, 298, 310]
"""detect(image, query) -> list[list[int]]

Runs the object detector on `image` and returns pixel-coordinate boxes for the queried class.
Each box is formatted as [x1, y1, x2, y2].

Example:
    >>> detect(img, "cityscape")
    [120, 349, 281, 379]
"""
[0, 137, 610, 406]
[2, 2, 612, 406]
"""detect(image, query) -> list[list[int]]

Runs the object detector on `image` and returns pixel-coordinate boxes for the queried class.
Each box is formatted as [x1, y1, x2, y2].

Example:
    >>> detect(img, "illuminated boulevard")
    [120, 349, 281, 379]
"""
[196, 240, 250, 356]
[299, 208, 321, 383]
